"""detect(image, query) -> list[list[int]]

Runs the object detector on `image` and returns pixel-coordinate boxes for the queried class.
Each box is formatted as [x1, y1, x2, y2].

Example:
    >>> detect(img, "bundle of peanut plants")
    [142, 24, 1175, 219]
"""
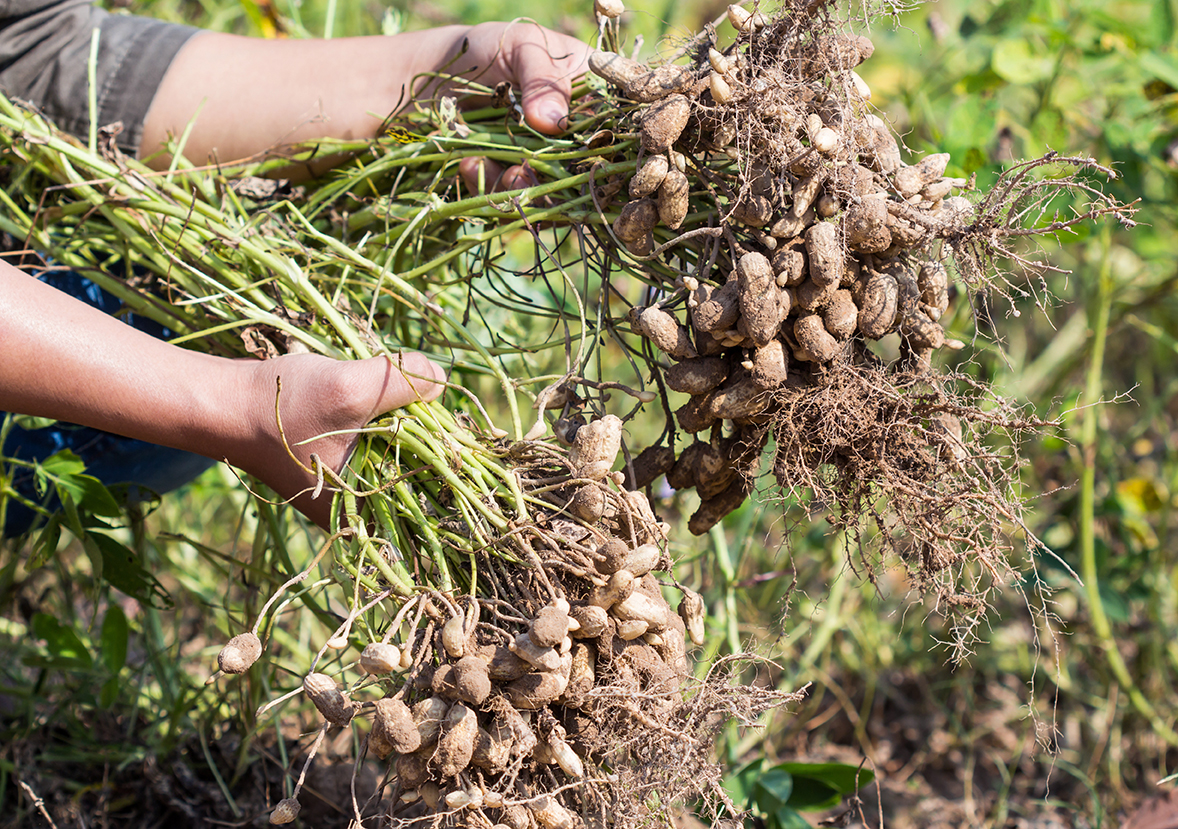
[0, 0, 1135, 825]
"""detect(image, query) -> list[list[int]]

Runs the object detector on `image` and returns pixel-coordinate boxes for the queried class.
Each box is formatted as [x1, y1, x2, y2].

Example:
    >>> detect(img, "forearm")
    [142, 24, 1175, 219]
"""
[139, 27, 469, 167]
[139, 21, 590, 166]
[0, 264, 259, 463]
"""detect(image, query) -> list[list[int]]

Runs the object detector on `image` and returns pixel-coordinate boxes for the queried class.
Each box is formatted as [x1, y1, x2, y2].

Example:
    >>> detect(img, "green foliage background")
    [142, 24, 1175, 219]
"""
[3, 0, 1178, 826]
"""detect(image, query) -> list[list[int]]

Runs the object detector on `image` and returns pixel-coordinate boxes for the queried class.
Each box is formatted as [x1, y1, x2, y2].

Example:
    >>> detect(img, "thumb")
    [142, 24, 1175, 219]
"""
[511, 33, 593, 135]
[363, 352, 445, 417]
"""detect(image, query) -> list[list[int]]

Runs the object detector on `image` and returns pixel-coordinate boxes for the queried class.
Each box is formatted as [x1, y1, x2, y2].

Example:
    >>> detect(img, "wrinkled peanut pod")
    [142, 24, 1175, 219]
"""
[623, 443, 677, 490]
[918, 259, 950, 318]
[373, 697, 421, 754]
[629, 154, 669, 198]
[894, 152, 951, 198]
[805, 221, 843, 287]
[691, 280, 741, 333]
[657, 167, 690, 229]
[303, 672, 354, 726]
[793, 314, 840, 363]
[217, 632, 262, 675]
[736, 251, 779, 347]
[751, 339, 789, 389]
[436, 703, 478, 778]
[666, 356, 730, 394]
[822, 289, 859, 340]
[844, 196, 891, 254]
[641, 94, 692, 153]
[359, 642, 401, 675]
[269, 797, 301, 825]
[638, 305, 698, 359]
[857, 269, 899, 339]
[679, 589, 706, 646]
[613, 198, 658, 243]
[570, 414, 623, 480]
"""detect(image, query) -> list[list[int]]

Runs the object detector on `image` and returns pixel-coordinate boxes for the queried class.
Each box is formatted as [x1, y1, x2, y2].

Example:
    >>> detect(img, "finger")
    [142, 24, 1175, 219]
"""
[367, 352, 445, 416]
[506, 28, 593, 134]
[459, 156, 506, 193]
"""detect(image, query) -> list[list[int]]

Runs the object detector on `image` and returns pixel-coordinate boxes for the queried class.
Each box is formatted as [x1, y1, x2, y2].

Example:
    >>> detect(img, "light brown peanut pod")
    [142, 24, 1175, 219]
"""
[736, 251, 778, 347]
[613, 198, 657, 243]
[751, 339, 789, 389]
[822, 289, 858, 340]
[269, 798, 301, 825]
[772, 245, 806, 287]
[510, 631, 562, 672]
[625, 64, 701, 103]
[793, 315, 840, 363]
[805, 221, 843, 287]
[435, 703, 478, 778]
[844, 195, 891, 254]
[558, 641, 596, 707]
[588, 51, 646, 87]
[666, 356, 730, 394]
[732, 194, 773, 227]
[303, 673, 354, 726]
[678, 590, 706, 646]
[795, 278, 834, 312]
[569, 604, 609, 638]
[505, 666, 569, 710]
[861, 114, 901, 173]
[373, 697, 421, 755]
[570, 484, 606, 523]
[479, 642, 530, 681]
[530, 605, 571, 648]
[629, 155, 669, 198]
[641, 94, 692, 153]
[857, 269, 899, 339]
[451, 654, 492, 705]
[412, 696, 449, 747]
[704, 375, 770, 420]
[894, 153, 951, 198]
[570, 414, 623, 480]
[638, 305, 698, 359]
[359, 642, 401, 675]
[900, 311, 946, 350]
[217, 632, 262, 675]
[657, 167, 690, 229]
[531, 796, 574, 829]
[691, 280, 740, 333]
[918, 259, 950, 319]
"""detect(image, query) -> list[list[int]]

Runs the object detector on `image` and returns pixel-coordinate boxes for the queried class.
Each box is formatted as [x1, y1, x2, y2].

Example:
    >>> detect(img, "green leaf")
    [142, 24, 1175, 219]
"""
[754, 768, 794, 812]
[100, 604, 129, 674]
[777, 762, 875, 795]
[28, 512, 63, 569]
[39, 450, 86, 479]
[991, 38, 1055, 84]
[1140, 51, 1178, 91]
[782, 777, 840, 811]
[87, 532, 173, 609]
[772, 806, 813, 829]
[28, 612, 93, 670]
[721, 758, 766, 809]
[98, 676, 120, 709]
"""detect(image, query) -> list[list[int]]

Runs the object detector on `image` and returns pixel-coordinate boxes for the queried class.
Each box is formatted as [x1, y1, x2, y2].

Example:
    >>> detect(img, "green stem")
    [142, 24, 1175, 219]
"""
[1079, 226, 1178, 746]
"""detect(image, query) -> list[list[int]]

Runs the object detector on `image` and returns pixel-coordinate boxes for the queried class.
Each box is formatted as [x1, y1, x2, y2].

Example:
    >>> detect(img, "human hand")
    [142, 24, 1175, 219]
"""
[439, 21, 592, 194]
[440, 21, 593, 135]
[236, 352, 444, 529]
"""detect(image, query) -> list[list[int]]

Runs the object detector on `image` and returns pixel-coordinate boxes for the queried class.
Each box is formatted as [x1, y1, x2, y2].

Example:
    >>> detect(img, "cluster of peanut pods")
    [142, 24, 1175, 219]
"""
[589, 7, 972, 532]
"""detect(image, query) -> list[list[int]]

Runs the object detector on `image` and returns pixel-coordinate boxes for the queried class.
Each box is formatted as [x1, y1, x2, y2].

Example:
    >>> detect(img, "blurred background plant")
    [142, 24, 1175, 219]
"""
[1, 0, 1176, 826]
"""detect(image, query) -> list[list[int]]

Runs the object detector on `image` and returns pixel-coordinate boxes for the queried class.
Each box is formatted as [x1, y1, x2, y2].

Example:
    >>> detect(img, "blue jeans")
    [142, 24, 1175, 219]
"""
[1, 269, 215, 537]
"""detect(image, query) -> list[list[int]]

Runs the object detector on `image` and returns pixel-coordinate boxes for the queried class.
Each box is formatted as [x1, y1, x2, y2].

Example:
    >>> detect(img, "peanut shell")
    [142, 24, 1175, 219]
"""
[629, 155, 669, 198]
[657, 167, 690, 229]
[640, 94, 691, 153]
